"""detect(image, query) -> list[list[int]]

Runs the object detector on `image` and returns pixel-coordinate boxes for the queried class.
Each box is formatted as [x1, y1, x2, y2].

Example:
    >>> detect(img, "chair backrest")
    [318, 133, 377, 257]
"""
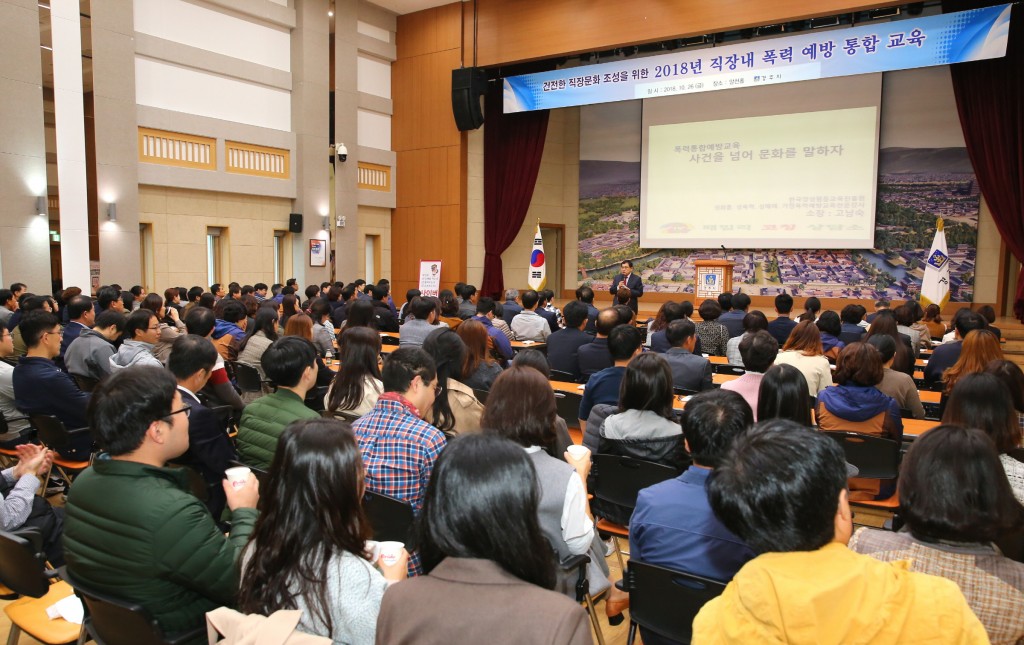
[672, 386, 699, 397]
[232, 362, 264, 394]
[553, 391, 584, 430]
[304, 385, 329, 412]
[28, 414, 75, 452]
[61, 567, 174, 645]
[73, 374, 99, 392]
[624, 560, 726, 643]
[363, 489, 415, 546]
[380, 334, 400, 346]
[208, 405, 235, 437]
[715, 364, 746, 376]
[549, 369, 576, 383]
[824, 431, 900, 480]
[472, 388, 489, 404]
[0, 530, 50, 598]
[591, 454, 678, 510]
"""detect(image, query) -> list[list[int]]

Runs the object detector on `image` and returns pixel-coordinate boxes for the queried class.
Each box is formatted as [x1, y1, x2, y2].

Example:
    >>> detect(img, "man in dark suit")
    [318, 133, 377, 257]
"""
[865, 299, 889, 325]
[535, 292, 559, 333]
[661, 319, 713, 392]
[575, 286, 600, 334]
[502, 289, 523, 327]
[650, 301, 703, 355]
[58, 295, 94, 371]
[167, 334, 238, 520]
[838, 304, 868, 345]
[578, 308, 618, 378]
[923, 310, 986, 386]
[546, 301, 594, 380]
[609, 260, 644, 313]
[766, 293, 797, 348]
[719, 292, 749, 338]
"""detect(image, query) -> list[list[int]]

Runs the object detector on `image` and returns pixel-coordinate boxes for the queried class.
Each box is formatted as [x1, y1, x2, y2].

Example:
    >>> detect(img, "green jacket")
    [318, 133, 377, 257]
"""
[236, 388, 319, 469]
[63, 459, 258, 636]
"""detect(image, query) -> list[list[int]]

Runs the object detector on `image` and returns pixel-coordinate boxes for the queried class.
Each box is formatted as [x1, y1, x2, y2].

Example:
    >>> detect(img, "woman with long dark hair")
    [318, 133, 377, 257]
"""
[757, 364, 812, 426]
[342, 299, 377, 331]
[240, 419, 408, 644]
[280, 294, 300, 329]
[376, 434, 592, 645]
[422, 327, 483, 435]
[326, 327, 383, 418]
[985, 359, 1024, 432]
[864, 312, 914, 375]
[456, 319, 502, 391]
[923, 303, 946, 340]
[437, 289, 462, 330]
[235, 306, 282, 402]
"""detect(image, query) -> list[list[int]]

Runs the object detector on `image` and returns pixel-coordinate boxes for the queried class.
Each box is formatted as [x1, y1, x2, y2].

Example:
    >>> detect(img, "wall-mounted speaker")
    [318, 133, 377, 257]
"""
[289, 213, 303, 233]
[452, 67, 487, 132]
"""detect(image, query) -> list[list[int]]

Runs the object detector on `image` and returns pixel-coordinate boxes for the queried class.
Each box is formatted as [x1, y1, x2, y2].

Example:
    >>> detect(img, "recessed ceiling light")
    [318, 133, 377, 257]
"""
[328, 10, 334, 16]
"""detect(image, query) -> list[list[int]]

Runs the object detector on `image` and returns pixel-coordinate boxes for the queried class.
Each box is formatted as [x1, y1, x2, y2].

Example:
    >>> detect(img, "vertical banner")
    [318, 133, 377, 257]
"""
[419, 260, 442, 297]
[528, 224, 547, 290]
[920, 219, 950, 308]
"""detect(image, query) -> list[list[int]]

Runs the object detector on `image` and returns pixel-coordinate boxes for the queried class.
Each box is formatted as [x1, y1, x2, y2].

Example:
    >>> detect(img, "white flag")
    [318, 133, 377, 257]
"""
[920, 218, 950, 308]
[527, 224, 547, 291]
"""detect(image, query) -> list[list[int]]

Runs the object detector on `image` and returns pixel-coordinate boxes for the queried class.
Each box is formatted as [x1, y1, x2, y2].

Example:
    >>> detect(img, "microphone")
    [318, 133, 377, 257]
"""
[720, 244, 726, 250]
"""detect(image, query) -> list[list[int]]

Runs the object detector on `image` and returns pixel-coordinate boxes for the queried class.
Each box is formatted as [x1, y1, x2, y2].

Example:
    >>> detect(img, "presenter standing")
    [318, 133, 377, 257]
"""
[609, 260, 644, 313]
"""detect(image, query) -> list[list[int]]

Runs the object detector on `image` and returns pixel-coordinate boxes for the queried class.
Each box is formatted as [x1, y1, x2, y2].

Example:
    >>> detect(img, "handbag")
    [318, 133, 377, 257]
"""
[206, 607, 331, 645]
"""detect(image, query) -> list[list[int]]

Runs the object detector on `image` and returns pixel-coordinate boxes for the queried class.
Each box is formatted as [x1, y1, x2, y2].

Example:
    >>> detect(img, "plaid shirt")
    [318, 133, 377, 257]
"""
[850, 527, 1024, 644]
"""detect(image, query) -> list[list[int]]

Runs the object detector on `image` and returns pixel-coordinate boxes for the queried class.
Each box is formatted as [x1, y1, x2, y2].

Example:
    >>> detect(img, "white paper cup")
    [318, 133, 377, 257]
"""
[225, 466, 251, 490]
[566, 445, 591, 461]
[364, 540, 380, 563]
[378, 541, 405, 567]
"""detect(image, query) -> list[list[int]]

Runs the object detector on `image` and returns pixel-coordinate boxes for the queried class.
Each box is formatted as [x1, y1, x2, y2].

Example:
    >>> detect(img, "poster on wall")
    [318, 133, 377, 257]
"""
[309, 239, 327, 267]
[90, 261, 100, 293]
[419, 260, 442, 297]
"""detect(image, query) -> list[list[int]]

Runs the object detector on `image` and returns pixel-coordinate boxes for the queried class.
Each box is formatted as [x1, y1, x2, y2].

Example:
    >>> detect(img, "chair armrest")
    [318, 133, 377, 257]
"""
[559, 553, 590, 571]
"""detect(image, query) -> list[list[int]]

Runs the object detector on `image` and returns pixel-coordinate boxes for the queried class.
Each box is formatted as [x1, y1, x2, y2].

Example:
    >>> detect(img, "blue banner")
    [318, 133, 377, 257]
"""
[503, 5, 1011, 113]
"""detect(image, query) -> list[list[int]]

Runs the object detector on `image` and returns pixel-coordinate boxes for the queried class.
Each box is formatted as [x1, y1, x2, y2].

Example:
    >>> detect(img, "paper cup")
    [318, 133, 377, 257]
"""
[378, 541, 405, 567]
[566, 445, 591, 461]
[364, 540, 380, 563]
[225, 466, 251, 490]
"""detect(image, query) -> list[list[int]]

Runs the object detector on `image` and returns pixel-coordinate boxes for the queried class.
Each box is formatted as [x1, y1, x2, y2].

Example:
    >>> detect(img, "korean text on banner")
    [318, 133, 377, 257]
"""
[528, 225, 547, 291]
[419, 260, 442, 298]
[920, 219, 950, 308]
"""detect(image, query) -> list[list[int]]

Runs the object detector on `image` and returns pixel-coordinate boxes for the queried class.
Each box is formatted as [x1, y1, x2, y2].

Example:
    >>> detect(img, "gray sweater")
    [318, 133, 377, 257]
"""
[64, 329, 116, 380]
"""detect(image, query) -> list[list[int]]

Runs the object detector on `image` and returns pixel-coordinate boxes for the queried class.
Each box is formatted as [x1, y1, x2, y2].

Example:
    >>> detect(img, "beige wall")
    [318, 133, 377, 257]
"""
[975, 199, 1000, 305]
[138, 185, 294, 291]
[356, 205, 393, 283]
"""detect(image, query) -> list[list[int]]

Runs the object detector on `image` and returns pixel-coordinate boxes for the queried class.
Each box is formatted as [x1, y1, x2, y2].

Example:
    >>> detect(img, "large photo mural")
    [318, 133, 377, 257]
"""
[577, 68, 979, 302]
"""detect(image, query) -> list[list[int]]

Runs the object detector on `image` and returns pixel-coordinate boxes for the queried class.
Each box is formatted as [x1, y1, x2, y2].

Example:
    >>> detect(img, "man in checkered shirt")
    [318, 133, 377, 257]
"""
[352, 347, 446, 574]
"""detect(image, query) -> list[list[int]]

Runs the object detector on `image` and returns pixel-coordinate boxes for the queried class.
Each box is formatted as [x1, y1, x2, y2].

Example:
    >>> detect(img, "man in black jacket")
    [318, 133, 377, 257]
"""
[547, 301, 594, 380]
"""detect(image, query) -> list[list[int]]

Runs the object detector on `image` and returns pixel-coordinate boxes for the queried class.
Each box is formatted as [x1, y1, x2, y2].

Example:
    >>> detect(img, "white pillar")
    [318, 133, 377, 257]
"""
[50, 0, 90, 289]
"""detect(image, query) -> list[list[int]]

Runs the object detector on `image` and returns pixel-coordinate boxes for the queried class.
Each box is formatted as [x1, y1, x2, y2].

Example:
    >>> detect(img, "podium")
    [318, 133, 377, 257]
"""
[693, 260, 735, 300]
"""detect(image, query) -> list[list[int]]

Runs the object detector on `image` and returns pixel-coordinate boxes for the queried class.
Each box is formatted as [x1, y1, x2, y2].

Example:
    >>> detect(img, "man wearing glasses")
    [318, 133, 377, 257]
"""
[63, 365, 259, 638]
[12, 311, 93, 459]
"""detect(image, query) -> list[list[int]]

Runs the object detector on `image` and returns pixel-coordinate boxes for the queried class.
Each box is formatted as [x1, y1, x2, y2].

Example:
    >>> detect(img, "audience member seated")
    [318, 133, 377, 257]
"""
[236, 306, 281, 403]
[923, 303, 947, 340]
[423, 328, 483, 435]
[0, 327, 31, 446]
[376, 434, 594, 645]
[796, 296, 821, 323]
[546, 301, 593, 381]
[64, 366, 259, 637]
[719, 292, 748, 338]
[167, 334, 238, 520]
[720, 330, 778, 419]
[325, 326, 383, 419]
[330, 285, 356, 329]
[64, 309, 124, 383]
[535, 291, 560, 333]
[766, 293, 797, 348]
[309, 299, 336, 358]
[109, 309, 163, 371]
[501, 289, 523, 327]
[661, 319, 713, 392]
[279, 292, 300, 329]
[511, 290, 551, 343]
[0, 443, 63, 565]
[725, 311, 767, 367]
[471, 297, 513, 360]
[212, 299, 248, 361]
[184, 307, 245, 412]
[692, 420, 987, 643]
[240, 418, 407, 643]
[583, 353, 689, 525]
[986, 359, 1024, 436]
[866, 335, 925, 419]
[695, 299, 730, 357]
[865, 311, 915, 376]
[925, 309, 986, 386]
[942, 328, 1002, 399]
[436, 290, 463, 330]
[576, 285, 600, 334]
[370, 284, 399, 332]
[341, 297, 379, 333]
[0, 289, 16, 328]
[138, 293, 185, 364]
[648, 301, 702, 355]
[11, 295, 56, 357]
[865, 298, 889, 324]
[838, 304, 868, 346]
[490, 302, 516, 342]
[577, 308, 620, 378]
[510, 350, 574, 458]
[815, 310, 846, 362]
[757, 364, 813, 427]
[631, 389, 755, 645]
[58, 295, 93, 369]
[772, 320, 832, 396]
[352, 347, 446, 574]
[978, 304, 1002, 339]
[457, 284, 478, 320]
[13, 312, 93, 459]
[895, 303, 930, 355]
[578, 325, 643, 429]
[283, 314, 335, 388]
[943, 372, 1024, 504]
[850, 424, 1024, 644]
[456, 319, 504, 391]
[816, 342, 903, 500]
[237, 337, 321, 470]
[400, 296, 440, 348]
[482, 367, 628, 618]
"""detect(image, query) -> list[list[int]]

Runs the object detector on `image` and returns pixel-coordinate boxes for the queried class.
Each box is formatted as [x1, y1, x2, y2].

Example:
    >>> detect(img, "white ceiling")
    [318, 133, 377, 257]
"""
[366, 0, 458, 15]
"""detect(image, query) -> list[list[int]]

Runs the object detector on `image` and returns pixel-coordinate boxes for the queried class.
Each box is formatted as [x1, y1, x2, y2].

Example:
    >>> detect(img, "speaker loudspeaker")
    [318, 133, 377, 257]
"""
[289, 213, 303, 233]
[452, 67, 487, 132]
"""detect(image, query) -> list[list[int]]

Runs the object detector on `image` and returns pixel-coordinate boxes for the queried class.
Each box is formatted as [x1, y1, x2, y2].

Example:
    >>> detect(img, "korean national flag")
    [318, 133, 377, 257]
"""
[528, 224, 547, 291]
[921, 218, 950, 308]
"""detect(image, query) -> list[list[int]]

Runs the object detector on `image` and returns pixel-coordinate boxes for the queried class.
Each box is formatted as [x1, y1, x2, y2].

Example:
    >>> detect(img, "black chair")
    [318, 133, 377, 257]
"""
[559, 552, 606, 645]
[0, 531, 83, 645]
[208, 405, 236, 441]
[228, 459, 269, 489]
[591, 455, 678, 570]
[823, 431, 901, 480]
[553, 390, 584, 430]
[922, 401, 942, 421]
[61, 566, 204, 645]
[549, 369, 576, 383]
[380, 334, 400, 346]
[27, 415, 93, 482]
[72, 374, 99, 392]
[672, 386, 699, 397]
[232, 362, 267, 395]
[472, 388, 489, 404]
[714, 364, 746, 376]
[304, 385, 329, 412]
[363, 489, 416, 547]
[621, 560, 726, 645]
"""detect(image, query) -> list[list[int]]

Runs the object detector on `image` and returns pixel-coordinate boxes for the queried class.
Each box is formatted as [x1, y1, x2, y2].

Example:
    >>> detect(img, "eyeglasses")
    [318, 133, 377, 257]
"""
[433, 384, 443, 396]
[45, 329, 63, 338]
[164, 403, 192, 420]
[147, 325, 161, 331]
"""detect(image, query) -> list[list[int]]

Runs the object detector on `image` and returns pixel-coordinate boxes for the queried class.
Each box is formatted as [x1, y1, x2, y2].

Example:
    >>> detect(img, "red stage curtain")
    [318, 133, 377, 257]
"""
[481, 80, 550, 298]
[945, 1, 1024, 317]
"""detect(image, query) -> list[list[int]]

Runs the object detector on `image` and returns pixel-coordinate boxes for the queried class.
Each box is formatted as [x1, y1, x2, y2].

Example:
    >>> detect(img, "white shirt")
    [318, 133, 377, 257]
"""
[524, 446, 593, 554]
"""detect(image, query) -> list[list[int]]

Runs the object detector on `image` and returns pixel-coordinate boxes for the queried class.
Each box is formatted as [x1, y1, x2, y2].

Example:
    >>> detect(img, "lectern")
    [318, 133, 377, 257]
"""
[693, 260, 735, 300]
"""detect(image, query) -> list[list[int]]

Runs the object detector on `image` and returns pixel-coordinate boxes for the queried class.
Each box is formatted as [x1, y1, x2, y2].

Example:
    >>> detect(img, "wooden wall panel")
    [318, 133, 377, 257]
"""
[392, 2, 467, 296]
[475, 0, 902, 66]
